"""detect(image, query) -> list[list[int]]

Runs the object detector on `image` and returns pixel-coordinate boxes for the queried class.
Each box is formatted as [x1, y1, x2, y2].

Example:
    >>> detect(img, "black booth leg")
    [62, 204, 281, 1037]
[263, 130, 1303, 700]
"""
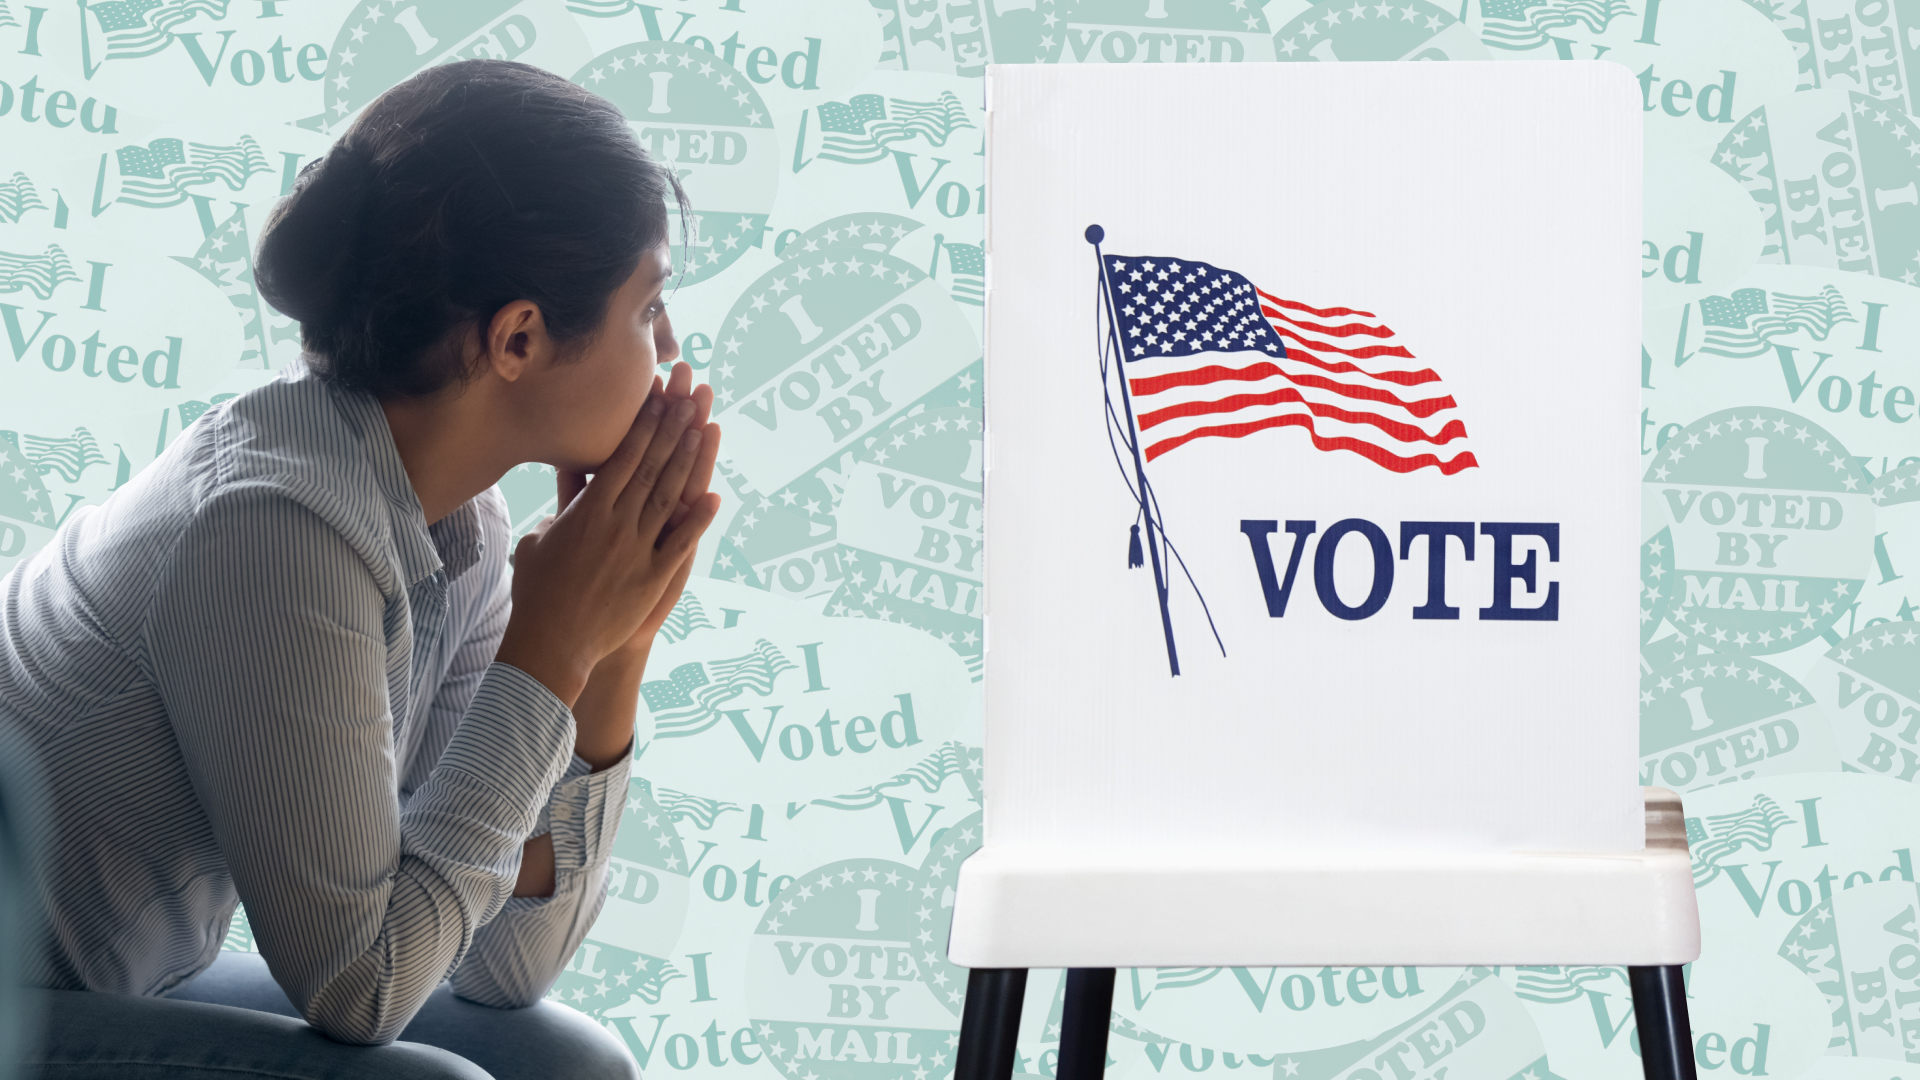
[1057, 968, 1117, 1080]
[957, 968, 1029, 1080]
[1628, 966, 1699, 1080]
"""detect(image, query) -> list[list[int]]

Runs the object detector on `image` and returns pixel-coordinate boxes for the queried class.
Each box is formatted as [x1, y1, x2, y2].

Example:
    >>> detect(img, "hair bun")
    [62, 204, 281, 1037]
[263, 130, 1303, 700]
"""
[255, 140, 378, 329]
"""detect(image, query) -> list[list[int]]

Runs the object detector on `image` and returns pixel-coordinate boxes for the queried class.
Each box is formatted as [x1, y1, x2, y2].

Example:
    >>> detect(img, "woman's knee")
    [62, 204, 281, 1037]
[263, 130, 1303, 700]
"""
[541, 1009, 639, 1080]
[511, 1004, 636, 1080]
[21, 987, 495, 1080]
[398, 990, 637, 1080]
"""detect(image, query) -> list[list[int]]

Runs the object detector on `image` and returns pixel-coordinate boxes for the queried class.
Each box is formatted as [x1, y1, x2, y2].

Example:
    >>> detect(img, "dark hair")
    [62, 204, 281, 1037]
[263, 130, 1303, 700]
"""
[256, 59, 690, 400]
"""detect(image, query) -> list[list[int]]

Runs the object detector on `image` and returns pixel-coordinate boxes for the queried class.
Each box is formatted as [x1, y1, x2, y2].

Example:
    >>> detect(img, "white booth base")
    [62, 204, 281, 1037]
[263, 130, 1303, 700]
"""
[946, 788, 1699, 969]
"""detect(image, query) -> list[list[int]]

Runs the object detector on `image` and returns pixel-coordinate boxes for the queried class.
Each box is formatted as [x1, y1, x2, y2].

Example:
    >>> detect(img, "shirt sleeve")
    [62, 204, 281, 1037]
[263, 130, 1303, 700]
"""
[427, 522, 633, 1009]
[142, 487, 577, 1045]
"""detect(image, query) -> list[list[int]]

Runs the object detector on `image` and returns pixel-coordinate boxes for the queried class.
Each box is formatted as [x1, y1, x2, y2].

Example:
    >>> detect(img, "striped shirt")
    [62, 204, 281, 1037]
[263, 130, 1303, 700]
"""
[0, 357, 630, 1045]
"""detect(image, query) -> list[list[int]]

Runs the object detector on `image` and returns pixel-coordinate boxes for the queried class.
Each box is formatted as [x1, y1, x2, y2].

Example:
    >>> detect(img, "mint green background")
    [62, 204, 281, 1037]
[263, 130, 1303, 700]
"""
[3, 1, 1918, 1077]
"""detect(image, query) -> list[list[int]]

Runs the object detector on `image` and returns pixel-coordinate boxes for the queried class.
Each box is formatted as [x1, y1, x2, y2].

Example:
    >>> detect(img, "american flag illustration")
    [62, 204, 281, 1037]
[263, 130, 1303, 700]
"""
[815, 92, 973, 165]
[1508, 966, 1626, 1004]
[651, 786, 741, 830]
[82, 0, 229, 70]
[1476, 0, 1634, 50]
[1087, 226, 1475, 675]
[0, 245, 80, 301]
[1100, 252, 1478, 474]
[116, 137, 268, 210]
[810, 740, 978, 810]
[18, 429, 108, 484]
[1699, 286, 1856, 360]
[1148, 968, 1222, 991]
[0, 173, 46, 225]
[641, 639, 797, 738]
[943, 240, 984, 307]
[1689, 794, 1793, 886]
[655, 591, 716, 643]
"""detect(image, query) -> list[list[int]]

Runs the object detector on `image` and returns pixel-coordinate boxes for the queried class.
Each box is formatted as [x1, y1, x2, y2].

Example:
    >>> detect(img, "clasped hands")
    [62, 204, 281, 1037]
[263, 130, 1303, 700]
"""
[497, 361, 722, 712]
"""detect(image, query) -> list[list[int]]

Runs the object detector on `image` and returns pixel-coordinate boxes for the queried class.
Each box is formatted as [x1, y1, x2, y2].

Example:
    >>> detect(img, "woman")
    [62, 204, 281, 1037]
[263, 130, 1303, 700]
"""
[0, 59, 718, 1078]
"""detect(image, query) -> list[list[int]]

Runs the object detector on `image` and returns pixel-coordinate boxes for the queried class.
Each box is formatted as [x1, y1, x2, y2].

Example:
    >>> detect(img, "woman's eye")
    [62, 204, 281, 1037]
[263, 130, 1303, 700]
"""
[644, 299, 667, 322]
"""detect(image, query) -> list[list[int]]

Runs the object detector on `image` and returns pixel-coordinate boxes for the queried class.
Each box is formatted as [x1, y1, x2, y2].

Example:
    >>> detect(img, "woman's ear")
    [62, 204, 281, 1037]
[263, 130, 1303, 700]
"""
[484, 300, 553, 382]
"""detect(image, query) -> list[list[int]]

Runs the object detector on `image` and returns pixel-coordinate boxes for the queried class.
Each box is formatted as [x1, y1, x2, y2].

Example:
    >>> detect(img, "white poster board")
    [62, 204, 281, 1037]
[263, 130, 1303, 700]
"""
[983, 60, 1644, 859]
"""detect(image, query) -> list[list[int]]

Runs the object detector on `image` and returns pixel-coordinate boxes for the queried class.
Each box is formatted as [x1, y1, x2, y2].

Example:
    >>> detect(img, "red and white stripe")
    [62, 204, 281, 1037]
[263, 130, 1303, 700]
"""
[1126, 288, 1479, 475]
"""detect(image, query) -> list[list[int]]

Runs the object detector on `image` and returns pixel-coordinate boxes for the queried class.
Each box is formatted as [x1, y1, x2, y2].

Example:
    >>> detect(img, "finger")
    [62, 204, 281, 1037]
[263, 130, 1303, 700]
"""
[557, 469, 587, 513]
[662, 499, 691, 536]
[655, 492, 721, 565]
[581, 388, 669, 511]
[637, 419, 707, 544]
[680, 422, 720, 508]
[653, 365, 688, 411]
[615, 396, 699, 520]
[671, 387, 716, 509]
[661, 547, 696, 604]
[665, 360, 694, 401]
[658, 461, 709, 534]
[689, 377, 712, 424]
[510, 528, 540, 569]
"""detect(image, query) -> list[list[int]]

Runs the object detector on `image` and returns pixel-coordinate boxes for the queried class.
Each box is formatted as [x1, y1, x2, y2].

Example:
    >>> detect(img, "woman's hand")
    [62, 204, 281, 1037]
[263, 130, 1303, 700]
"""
[495, 363, 722, 708]
[559, 362, 719, 662]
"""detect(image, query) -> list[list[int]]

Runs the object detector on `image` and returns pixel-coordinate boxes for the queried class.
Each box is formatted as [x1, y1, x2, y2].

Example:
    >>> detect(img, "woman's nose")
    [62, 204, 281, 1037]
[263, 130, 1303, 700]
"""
[655, 311, 681, 366]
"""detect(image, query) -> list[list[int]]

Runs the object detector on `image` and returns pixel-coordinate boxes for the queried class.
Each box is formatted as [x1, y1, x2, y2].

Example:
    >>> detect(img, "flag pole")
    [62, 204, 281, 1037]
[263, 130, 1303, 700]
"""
[1087, 225, 1180, 677]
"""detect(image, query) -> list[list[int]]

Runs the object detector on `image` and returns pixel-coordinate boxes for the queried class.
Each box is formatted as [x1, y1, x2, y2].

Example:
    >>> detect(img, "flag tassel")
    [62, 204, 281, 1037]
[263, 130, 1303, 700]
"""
[1127, 524, 1144, 569]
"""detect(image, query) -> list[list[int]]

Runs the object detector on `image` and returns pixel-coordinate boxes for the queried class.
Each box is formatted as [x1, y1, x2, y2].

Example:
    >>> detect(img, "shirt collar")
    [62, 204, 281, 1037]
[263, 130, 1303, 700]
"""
[306, 360, 484, 589]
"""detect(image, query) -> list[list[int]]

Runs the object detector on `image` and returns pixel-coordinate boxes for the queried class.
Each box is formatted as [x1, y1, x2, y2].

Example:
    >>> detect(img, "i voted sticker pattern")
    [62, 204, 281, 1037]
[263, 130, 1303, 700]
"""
[0, 0, 1908, 1075]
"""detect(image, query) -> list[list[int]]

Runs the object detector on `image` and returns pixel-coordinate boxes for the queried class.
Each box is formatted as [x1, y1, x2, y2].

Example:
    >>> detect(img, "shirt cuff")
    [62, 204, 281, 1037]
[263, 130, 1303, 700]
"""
[497, 750, 631, 918]
[545, 750, 631, 874]
[436, 662, 576, 817]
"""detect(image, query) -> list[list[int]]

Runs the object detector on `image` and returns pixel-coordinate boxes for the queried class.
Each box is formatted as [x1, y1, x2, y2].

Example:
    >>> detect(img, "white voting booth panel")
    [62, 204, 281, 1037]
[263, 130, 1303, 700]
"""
[957, 61, 1696, 968]
[948, 790, 1698, 967]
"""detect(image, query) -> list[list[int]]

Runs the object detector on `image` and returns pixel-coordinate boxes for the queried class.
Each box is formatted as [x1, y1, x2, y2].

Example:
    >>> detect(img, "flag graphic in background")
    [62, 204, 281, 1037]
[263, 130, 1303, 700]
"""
[115, 137, 268, 210]
[18, 429, 108, 484]
[0, 173, 46, 224]
[0, 433, 59, 528]
[1123, 968, 1224, 1010]
[943, 240, 984, 307]
[1508, 966, 1627, 1004]
[810, 740, 981, 810]
[1087, 226, 1476, 676]
[640, 639, 797, 738]
[80, 0, 229, 72]
[1698, 285, 1856, 359]
[655, 591, 717, 644]
[814, 92, 973, 165]
[650, 786, 742, 830]
[1148, 968, 1223, 991]
[1476, 0, 1634, 51]
[0, 245, 80, 300]
[1688, 794, 1794, 886]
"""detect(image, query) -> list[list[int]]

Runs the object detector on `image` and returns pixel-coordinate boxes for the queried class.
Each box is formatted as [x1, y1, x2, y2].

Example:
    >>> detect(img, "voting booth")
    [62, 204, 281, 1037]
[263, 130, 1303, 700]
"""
[954, 61, 1698, 1080]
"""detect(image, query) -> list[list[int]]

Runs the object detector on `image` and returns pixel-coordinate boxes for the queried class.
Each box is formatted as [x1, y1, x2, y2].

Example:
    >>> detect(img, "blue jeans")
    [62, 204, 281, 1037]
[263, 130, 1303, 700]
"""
[18, 951, 638, 1079]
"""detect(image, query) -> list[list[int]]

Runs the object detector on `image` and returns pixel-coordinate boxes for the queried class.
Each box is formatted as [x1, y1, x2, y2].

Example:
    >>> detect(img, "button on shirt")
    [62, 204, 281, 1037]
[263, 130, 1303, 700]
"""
[0, 358, 630, 1045]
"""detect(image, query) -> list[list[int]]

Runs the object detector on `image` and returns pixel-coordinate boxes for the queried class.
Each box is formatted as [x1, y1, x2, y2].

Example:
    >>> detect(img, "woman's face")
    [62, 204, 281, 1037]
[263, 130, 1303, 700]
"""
[541, 240, 681, 472]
